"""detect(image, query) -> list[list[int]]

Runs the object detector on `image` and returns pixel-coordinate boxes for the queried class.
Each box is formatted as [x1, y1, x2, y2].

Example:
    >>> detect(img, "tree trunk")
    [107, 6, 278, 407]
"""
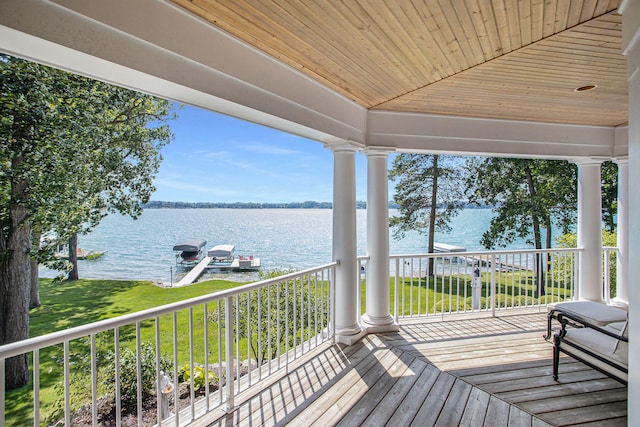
[68, 233, 79, 280]
[427, 155, 439, 276]
[30, 233, 41, 309]
[525, 166, 545, 297]
[0, 177, 32, 389]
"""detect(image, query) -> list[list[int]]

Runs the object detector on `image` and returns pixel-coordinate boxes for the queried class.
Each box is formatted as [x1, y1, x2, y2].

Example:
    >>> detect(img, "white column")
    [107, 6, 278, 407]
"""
[614, 158, 629, 306]
[575, 159, 604, 302]
[362, 148, 396, 330]
[622, 0, 640, 421]
[327, 140, 360, 338]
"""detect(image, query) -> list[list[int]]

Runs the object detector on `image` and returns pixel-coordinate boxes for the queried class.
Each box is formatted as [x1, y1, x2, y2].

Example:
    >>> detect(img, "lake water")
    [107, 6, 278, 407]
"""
[38, 208, 536, 284]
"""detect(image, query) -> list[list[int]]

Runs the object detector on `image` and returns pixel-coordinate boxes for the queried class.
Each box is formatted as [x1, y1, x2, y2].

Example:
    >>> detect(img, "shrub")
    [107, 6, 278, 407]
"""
[102, 342, 173, 407]
[178, 365, 217, 391]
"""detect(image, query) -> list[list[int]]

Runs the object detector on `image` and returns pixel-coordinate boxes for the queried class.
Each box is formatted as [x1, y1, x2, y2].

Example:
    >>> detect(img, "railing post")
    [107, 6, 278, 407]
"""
[224, 296, 235, 412]
[603, 248, 611, 303]
[330, 266, 336, 344]
[1, 358, 4, 427]
[491, 254, 497, 317]
[394, 258, 400, 323]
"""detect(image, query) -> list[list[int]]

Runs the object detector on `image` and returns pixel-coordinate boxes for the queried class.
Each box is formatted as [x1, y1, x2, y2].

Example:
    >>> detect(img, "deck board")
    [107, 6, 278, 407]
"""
[196, 311, 626, 427]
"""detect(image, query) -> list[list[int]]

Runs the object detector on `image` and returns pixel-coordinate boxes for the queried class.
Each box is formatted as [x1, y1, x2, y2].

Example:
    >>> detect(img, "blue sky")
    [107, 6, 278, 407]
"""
[153, 104, 373, 203]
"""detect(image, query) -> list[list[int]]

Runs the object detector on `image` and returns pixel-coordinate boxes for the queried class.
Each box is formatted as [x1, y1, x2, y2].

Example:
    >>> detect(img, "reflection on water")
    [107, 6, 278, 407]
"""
[39, 208, 530, 283]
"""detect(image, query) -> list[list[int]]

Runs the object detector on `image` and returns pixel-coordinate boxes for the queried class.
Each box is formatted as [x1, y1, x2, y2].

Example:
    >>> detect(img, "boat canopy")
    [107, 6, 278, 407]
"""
[173, 239, 207, 252]
[208, 244, 235, 258]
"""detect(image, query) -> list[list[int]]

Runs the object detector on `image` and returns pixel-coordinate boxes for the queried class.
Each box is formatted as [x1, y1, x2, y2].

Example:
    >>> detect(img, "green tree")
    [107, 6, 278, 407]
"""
[0, 55, 174, 388]
[389, 154, 464, 276]
[601, 161, 618, 233]
[465, 158, 577, 296]
[465, 158, 576, 250]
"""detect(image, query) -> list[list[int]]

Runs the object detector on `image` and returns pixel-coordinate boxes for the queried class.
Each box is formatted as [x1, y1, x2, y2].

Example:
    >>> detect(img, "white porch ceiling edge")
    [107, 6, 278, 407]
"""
[0, 0, 628, 160]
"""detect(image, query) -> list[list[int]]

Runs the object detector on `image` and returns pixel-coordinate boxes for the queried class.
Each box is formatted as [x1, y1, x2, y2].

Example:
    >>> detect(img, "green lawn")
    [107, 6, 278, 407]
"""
[8, 277, 245, 427]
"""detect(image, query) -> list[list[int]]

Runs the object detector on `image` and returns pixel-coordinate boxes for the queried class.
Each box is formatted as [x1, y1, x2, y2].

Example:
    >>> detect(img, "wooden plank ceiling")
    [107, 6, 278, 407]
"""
[170, 0, 627, 127]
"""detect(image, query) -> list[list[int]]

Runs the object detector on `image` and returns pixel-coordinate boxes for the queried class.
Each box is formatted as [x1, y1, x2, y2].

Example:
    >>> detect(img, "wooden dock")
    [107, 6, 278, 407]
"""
[176, 256, 211, 286]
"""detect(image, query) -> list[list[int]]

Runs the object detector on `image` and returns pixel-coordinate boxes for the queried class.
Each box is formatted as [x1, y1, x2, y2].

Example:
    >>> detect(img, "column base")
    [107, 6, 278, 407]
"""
[361, 313, 396, 330]
[335, 328, 368, 345]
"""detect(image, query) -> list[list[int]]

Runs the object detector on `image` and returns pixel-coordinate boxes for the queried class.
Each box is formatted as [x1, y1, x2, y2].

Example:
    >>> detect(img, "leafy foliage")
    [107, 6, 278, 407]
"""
[601, 161, 618, 232]
[557, 230, 618, 297]
[178, 364, 217, 391]
[464, 158, 577, 249]
[208, 269, 329, 366]
[0, 53, 175, 387]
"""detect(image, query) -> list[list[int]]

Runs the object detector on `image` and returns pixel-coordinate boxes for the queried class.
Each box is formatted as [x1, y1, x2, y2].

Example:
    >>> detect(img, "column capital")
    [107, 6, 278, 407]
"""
[364, 146, 395, 157]
[571, 157, 608, 166]
[324, 138, 359, 153]
[614, 156, 629, 165]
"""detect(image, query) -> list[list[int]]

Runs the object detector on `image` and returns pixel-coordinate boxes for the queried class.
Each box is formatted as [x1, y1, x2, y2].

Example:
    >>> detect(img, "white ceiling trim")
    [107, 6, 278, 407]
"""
[366, 111, 621, 160]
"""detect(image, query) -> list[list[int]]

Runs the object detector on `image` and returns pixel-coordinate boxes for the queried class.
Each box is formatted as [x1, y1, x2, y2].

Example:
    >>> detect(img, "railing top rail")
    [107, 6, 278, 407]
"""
[0, 262, 337, 360]
[390, 247, 583, 259]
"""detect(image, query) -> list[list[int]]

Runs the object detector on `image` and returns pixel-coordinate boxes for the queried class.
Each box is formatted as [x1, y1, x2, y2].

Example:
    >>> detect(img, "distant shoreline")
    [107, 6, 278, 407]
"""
[143, 201, 491, 210]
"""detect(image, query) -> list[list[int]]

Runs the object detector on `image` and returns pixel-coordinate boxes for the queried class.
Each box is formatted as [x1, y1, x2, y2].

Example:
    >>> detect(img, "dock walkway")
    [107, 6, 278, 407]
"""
[176, 256, 211, 286]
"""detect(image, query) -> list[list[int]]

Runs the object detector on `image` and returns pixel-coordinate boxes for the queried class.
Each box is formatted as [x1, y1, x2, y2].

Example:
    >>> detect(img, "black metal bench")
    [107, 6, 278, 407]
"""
[546, 301, 628, 385]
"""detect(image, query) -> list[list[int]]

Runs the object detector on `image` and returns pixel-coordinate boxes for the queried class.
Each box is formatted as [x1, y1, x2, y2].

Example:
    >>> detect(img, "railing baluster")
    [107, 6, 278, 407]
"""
[136, 323, 142, 427]
[224, 296, 234, 411]
[33, 348, 39, 427]
[257, 289, 263, 381]
[394, 258, 400, 323]
[189, 307, 195, 421]
[173, 312, 180, 426]
[204, 302, 210, 411]
[235, 295, 240, 392]
[246, 291, 252, 387]
[64, 340, 70, 426]
[115, 328, 121, 427]
[91, 333, 97, 427]
[1, 357, 4, 427]
[155, 316, 162, 427]
[216, 302, 222, 406]
[491, 254, 497, 317]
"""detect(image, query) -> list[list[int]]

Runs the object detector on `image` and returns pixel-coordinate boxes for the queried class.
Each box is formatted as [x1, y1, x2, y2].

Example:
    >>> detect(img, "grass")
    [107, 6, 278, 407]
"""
[8, 277, 245, 427]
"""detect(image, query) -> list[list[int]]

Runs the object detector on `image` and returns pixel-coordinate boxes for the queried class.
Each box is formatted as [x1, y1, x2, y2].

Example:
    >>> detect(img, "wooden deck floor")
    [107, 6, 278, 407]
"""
[195, 310, 627, 427]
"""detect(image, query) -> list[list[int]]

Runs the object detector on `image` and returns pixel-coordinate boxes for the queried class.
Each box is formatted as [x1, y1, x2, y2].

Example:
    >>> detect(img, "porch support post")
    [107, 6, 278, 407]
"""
[327, 140, 361, 340]
[574, 158, 604, 302]
[622, 0, 640, 420]
[362, 147, 397, 331]
[614, 158, 629, 306]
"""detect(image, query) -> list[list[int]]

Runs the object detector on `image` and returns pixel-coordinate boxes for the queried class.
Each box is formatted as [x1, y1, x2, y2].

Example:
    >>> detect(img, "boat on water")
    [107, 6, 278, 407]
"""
[173, 239, 207, 267]
[207, 244, 261, 271]
[55, 247, 106, 260]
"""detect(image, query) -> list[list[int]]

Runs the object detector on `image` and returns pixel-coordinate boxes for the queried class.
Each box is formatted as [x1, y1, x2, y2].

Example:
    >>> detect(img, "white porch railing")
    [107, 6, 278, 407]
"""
[389, 248, 580, 320]
[0, 263, 336, 427]
[2, 247, 619, 426]
[358, 248, 584, 322]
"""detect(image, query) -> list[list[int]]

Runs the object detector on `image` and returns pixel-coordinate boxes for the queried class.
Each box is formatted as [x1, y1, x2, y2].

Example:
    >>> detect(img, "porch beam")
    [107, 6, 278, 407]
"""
[362, 148, 397, 332]
[574, 159, 604, 302]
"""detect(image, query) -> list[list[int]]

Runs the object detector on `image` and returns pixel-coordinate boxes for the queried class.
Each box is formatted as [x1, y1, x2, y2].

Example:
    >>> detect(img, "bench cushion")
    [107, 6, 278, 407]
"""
[549, 301, 627, 326]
